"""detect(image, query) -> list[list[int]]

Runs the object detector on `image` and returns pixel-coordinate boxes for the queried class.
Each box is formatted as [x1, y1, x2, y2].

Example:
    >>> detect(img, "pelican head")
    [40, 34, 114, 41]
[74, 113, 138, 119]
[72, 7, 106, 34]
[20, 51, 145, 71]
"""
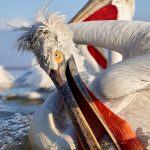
[16, 12, 75, 74]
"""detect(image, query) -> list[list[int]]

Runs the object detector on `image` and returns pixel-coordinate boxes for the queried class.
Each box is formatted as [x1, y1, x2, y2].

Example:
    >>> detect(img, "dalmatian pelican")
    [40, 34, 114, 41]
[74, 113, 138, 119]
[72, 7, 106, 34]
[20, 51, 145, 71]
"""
[15, 8, 150, 150]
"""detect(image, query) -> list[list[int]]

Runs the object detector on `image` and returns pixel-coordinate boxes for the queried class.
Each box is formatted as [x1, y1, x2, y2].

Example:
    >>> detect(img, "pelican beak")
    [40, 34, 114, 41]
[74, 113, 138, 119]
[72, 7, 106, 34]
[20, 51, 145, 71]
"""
[69, 0, 110, 23]
[50, 55, 119, 150]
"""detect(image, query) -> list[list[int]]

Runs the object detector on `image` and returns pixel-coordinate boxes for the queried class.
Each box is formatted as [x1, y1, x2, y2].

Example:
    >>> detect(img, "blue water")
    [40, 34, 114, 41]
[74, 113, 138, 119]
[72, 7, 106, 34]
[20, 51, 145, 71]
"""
[0, 95, 42, 150]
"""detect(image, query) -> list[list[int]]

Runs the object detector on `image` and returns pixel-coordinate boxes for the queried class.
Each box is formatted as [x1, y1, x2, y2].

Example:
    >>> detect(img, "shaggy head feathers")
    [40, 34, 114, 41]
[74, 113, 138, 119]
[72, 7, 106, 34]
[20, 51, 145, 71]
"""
[16, 11, 73, 53]
[15, 9, 86, 73]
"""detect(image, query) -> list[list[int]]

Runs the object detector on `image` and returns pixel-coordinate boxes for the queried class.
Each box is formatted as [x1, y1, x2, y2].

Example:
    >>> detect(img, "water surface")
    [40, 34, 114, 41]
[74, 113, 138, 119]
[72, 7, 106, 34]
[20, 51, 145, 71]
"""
[0, 97, 42, 150]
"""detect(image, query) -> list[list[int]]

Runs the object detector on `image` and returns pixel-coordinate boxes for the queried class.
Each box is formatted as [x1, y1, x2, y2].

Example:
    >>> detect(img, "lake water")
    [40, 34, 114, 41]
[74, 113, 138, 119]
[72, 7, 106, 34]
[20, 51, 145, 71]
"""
[0, 68, 43, 150]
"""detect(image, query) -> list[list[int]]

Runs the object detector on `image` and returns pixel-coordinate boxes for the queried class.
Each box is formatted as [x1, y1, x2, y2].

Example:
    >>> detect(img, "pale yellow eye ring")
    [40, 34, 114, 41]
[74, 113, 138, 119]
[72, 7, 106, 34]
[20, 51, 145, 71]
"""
[54, 50, 63, 64]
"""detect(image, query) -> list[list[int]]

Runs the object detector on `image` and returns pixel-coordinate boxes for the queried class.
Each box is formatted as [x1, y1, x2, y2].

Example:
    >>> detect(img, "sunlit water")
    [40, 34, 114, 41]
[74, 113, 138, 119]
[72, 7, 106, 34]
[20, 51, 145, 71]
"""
[0, 97, 42, 150]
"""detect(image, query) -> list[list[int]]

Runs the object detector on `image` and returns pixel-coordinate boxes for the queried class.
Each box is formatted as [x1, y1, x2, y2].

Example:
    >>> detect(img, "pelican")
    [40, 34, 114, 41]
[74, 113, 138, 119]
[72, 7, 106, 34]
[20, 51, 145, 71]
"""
[16, 12, 99, 149]
[69, 20, 150, 148]
[0, 60, 54, 100]
[0, 65, 14, 91]
[15, 7, 150, 149]
[71, 0, 135, 72]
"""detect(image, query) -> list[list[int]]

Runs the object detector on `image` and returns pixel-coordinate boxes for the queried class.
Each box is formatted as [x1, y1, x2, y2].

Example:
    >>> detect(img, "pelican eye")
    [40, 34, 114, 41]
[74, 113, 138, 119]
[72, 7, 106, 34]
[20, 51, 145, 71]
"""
[54, 50, 63, 64]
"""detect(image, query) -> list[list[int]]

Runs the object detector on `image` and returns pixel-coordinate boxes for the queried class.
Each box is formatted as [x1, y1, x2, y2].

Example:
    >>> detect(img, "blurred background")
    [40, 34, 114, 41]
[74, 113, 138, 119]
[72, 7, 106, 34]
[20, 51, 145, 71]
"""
[0, 0, 150, 77]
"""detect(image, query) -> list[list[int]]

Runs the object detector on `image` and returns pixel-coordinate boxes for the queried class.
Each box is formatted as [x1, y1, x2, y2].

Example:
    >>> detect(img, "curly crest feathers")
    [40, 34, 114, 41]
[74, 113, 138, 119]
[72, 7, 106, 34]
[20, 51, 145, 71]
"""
[15, 9, 73, 52]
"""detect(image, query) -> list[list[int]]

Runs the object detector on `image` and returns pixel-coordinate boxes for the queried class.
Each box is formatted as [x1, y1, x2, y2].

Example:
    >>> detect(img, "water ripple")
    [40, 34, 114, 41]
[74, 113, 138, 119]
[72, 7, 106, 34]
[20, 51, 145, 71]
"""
[0, 113, 32, 150]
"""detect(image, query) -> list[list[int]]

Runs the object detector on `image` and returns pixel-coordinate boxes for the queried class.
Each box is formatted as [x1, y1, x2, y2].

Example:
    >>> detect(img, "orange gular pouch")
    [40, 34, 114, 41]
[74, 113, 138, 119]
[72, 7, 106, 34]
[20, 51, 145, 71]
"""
[66, 55, 144, 150]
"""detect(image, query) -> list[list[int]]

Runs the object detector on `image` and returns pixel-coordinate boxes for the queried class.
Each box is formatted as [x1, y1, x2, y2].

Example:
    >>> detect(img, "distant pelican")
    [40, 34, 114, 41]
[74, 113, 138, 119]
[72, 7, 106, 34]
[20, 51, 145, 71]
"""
[0, 61, 54, 100]
[0, 65, 14, 91]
